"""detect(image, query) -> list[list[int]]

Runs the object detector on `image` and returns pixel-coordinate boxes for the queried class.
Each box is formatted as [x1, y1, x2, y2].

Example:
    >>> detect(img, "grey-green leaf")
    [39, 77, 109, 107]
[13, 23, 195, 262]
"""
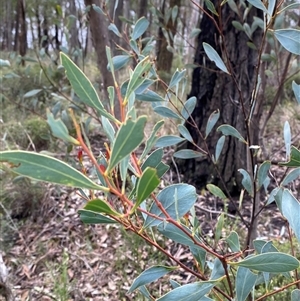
[233, 252, 299, 272]
[181, 96, 197, 120]
[205, 109, 220, 138]
[226, 231, 240, 252]
[0, 151, 107, 190]
[235, 267, 258, 301]
[173, 150, 204, 159]
[154, 106, 182, 119]
[132, 17, 150, 40]
[144, 184, 197, 228]
[217, 124, 247, 143]
[128, 265, 177, 293]
[238, 169, 253, 196]
[292, 81, 300, 104]
[257, 161, 271, 190]
[203, 43, 229, 74]
[292, 289, 300, 301]
[155, 135, 185, 148]
[157, 282, 214, 301]
[274, 29, 300, 55]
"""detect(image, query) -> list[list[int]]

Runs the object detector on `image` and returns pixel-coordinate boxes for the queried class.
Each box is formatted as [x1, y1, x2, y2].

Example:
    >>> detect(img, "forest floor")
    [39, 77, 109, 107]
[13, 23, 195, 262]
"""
[1, 104, 300, 301]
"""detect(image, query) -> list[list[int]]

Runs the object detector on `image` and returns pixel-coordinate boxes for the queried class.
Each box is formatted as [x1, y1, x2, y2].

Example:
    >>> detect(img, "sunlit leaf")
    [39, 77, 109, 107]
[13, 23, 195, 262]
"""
[284, 121, 291, 160]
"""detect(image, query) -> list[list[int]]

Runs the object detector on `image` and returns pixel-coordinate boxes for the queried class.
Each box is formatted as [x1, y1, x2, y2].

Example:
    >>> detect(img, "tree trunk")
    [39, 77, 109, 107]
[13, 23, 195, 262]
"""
[156, 0, 181, 81]
[177, 4, 262, 195]
[84, 0, 116, 114]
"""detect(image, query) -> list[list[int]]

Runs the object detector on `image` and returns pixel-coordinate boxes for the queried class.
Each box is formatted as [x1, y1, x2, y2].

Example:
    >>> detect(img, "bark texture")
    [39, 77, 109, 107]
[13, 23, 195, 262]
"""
[178, 5, 262, 194]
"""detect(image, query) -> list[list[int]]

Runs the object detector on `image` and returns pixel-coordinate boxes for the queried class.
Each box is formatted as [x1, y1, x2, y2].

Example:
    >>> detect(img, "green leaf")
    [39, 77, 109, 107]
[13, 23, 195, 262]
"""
[282, 168, 300, 186]
[226, 231, 240, 252]
[204, 0, 218, 15]
[157, 282, 214, 301]
[181, 96, 197, 120]
[238, 169, 253, 196]
[141, 148, 169, 178]
[107, 55, 131, 71]
[203, 43, 229, 74]
[235, 267, 258, 301]
[132, 17, 150, 40]
[210, 258, 225, 280]
[91, 4, 105, 15]
[136, 167, 160, 207]
[214, 213, 225, 241]
[215, 136, 225, 163]
[173, 149, 204, 159]
[0, 151, 108, 191]
[144, 184, 197, 228]
[206, 184, 227, 199]
[140, 121, 164, 161]
[281, 189, 300, 242]
[169, 69, 186, 88]
[232, 21, 244, 31]
[136, 90, 165, 102]
[78, 210, 117, 224]
[154, 106, 182, 119]
[60, 53, 117, 123]
[108, 23, 121, 37]
[158, 222, 200, 247]
[205, 110, 220, 138]
[217, 124, 247, 143]
[128, 265, 177, 293]
[47, 110, 79, 145]
[23, 89, 43, 98]
[274, 29, 300, 55]
[292, 81, 300, 104]
[83, 199, 121, 216]
[279, 146, 300, 167]
[246, 0, 268, 13]
[178, 125, 193, 142]
[233, 253, 300, 272]
[190, 246, 206, 272]
[257, 161, 271, 190]
[124, 56, 152, 103]
[292, 289, 300, 301]
[138, 286, 152, 300]
[101, 116, 115, 144]
[155, 135, 185, 148]
[284, 121, 291, 160]
[107, 116, 146, 172]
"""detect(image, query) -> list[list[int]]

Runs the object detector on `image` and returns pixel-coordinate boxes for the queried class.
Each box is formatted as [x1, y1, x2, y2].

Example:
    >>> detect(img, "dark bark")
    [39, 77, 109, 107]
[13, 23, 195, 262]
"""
[177, 4, 262, 194]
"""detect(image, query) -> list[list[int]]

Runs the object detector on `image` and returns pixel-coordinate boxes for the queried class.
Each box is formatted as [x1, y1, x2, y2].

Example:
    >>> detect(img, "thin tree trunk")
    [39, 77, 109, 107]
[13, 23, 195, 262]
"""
[84, 0, 117, 115]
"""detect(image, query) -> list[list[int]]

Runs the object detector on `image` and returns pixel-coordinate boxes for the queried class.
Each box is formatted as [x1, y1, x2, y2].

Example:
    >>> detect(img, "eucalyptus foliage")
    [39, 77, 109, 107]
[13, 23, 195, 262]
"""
[1, 1, 300, 300]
